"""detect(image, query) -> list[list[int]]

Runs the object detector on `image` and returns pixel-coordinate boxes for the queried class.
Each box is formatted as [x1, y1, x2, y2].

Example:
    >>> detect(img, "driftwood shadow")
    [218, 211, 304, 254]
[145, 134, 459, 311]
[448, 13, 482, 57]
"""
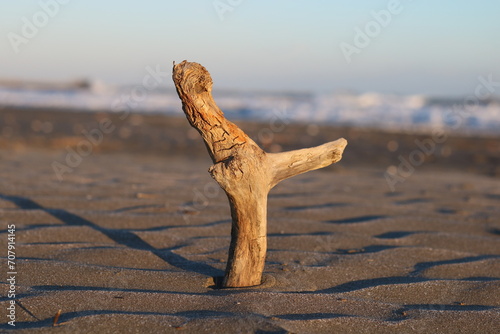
[0, 194, 223, 277]
[326, 215, 388, 224]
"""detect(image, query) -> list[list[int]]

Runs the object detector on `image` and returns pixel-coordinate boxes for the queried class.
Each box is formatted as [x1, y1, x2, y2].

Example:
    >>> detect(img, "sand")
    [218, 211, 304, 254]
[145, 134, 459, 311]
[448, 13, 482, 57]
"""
[0, 109, 499, 333]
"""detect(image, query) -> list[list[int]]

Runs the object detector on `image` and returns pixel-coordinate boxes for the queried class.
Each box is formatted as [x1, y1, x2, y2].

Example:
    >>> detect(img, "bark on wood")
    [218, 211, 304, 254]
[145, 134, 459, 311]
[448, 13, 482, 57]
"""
[172, 61, 347, 288]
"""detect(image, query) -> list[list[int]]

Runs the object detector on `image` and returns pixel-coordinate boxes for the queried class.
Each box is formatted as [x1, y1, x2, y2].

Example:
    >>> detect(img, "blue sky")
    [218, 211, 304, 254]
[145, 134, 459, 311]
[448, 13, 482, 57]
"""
[1, 0, 499, 96]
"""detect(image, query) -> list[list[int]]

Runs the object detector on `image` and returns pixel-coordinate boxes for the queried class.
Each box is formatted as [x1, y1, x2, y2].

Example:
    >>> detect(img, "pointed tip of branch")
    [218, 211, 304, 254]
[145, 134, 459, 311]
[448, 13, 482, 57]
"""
[172, 60, 188, 73]
[337, 137, 348, 149]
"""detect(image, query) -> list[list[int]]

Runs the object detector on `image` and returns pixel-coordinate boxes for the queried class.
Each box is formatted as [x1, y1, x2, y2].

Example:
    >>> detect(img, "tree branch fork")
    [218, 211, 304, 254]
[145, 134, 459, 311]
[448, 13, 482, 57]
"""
[173, 60, 347, 288]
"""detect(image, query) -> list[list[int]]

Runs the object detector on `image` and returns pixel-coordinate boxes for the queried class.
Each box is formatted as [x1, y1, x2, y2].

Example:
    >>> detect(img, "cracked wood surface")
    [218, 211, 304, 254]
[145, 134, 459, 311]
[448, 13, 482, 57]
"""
[172, 60, 347, 287]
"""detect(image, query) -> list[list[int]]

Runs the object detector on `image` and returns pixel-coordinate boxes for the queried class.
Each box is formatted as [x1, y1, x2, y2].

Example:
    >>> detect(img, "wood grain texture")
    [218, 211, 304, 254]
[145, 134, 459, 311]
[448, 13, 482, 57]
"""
[172, 60, 347, 287]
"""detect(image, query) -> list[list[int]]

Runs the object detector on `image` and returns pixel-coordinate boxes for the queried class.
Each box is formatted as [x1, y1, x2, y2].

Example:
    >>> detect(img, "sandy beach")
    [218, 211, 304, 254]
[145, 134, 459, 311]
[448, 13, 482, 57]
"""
[1, 108, 499, 333]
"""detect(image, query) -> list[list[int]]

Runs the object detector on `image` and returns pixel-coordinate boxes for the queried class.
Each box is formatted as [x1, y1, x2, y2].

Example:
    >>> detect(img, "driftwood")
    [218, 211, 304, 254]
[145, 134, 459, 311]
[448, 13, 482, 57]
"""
[172, 61, 347, 288]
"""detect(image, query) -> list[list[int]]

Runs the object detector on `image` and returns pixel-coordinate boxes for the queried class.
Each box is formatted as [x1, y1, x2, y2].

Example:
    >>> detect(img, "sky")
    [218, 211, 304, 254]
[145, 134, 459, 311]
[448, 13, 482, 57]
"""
[1, 0, 499, 96]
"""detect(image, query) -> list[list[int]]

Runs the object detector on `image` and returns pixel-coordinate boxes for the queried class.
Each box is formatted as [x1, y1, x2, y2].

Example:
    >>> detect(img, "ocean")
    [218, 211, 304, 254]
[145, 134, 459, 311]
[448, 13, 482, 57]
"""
[1, 83, 499, 136]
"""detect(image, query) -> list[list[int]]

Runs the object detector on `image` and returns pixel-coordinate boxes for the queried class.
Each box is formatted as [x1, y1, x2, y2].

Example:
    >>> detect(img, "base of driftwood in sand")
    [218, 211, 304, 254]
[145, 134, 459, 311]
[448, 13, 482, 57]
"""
[208, 274, 277, 290]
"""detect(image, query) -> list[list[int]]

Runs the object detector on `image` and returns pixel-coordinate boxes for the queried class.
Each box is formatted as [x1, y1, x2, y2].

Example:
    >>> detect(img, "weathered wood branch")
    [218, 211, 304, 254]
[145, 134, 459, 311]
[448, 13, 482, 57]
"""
[172, 60, 347, 288]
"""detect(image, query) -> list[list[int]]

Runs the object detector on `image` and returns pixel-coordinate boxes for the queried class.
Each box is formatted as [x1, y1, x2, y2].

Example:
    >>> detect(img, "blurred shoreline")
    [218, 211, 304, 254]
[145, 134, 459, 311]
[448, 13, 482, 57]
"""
[1, 107, 499, 177]
[1, 81, 500, 137]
